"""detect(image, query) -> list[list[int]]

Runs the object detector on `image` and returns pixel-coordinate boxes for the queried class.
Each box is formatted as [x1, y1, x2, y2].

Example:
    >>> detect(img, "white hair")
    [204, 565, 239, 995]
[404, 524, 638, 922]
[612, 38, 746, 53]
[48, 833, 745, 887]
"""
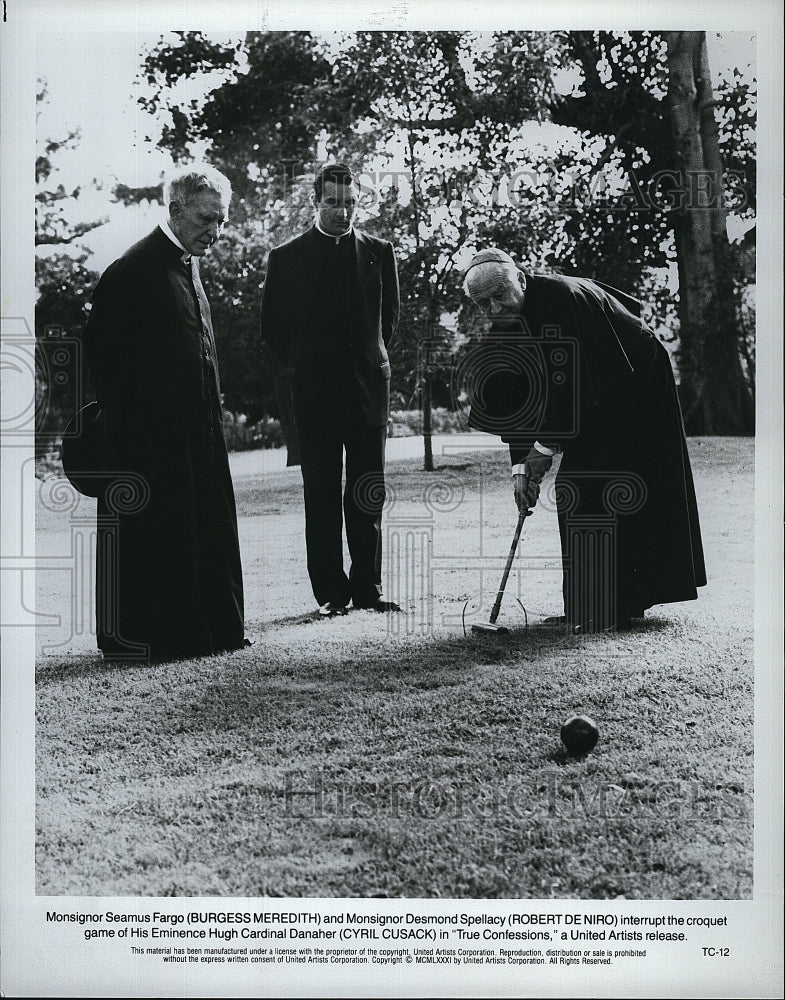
[163, 164, 232, 208]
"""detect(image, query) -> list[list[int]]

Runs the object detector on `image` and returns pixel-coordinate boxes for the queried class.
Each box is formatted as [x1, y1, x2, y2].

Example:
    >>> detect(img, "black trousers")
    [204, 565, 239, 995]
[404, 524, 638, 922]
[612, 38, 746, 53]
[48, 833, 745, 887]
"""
[293, 370, 387, 607]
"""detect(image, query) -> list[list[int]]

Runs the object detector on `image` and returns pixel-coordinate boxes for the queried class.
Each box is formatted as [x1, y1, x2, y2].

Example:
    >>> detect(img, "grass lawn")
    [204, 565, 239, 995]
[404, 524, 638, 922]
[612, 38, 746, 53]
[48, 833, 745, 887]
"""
[35, 437, 753, 898]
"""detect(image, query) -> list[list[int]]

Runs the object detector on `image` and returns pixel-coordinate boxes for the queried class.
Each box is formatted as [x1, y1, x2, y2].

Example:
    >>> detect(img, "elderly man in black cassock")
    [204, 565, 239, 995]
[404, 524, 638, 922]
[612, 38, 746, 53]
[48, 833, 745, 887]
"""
[463, 248, 706, 634]
[81, 165, 246, 661]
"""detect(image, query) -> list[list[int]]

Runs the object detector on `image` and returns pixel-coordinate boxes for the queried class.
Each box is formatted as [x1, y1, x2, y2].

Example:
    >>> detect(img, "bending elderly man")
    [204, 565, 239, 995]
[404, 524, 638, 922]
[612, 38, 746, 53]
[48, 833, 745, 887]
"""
[463, 248, 706, 634]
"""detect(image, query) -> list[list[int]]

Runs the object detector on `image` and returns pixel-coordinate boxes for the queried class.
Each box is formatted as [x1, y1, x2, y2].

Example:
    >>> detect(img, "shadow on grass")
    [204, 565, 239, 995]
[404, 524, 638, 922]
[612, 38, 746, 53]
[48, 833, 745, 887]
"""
[34, 642, 262, 685]
[257, 610, 324, 630]
[468, 613, 672, 645]
[35, 614, 675, 689]
[545, 746, 594, 765]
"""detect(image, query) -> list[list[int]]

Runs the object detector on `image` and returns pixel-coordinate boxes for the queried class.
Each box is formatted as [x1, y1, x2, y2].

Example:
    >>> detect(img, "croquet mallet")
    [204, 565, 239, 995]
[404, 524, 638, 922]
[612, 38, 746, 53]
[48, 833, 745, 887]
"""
[471, 507, 529, 635]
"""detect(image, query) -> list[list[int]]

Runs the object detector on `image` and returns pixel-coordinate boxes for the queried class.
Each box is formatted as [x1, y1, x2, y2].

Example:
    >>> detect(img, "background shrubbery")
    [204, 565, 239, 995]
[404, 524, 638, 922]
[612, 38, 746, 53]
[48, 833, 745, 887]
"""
[221, 407, 470, 452]
[221, 411, 286, 451]
[387, 407, 468, 438]
[40, 406, 471, 481]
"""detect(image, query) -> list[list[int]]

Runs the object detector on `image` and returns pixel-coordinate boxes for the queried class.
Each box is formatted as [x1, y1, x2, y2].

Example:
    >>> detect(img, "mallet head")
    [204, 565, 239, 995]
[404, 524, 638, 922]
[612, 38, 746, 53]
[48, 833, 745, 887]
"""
[471, 622, 510, 635]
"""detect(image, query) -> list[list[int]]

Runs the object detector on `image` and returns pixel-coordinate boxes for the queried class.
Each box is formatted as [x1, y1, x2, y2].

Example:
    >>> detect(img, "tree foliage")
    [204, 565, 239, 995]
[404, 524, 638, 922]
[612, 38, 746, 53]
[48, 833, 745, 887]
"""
[135, 29, 755, 449]
[322, 31, 567, 466]
[137, 30, 569, 465]
[715, 67, 756, 221]
[35, 252, 99, 337]
[549, 30, 754, 433]
[36, 82, 108, 454]
[138, 32, 345, 201]
[36, 82, 107, 247]
[34, 252, 101, 454]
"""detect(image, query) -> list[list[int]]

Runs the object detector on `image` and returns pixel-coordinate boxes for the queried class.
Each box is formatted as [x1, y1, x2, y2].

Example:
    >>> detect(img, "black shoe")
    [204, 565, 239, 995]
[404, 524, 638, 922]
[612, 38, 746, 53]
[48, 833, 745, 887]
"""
[318, 601, 349, 618]
[572, 618, 631, 635]
[242, 637, 255, 647]
[354, 598, 401, 613]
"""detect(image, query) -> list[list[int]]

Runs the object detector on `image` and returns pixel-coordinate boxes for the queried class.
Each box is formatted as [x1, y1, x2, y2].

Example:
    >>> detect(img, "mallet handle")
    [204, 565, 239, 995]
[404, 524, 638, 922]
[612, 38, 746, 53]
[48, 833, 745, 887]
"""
[488, 509, 528, 624]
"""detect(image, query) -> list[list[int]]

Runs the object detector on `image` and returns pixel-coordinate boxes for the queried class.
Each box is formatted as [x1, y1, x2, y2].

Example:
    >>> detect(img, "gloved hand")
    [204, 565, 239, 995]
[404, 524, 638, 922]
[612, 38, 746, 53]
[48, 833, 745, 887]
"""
[513, 448, 553, 514]
[513, 473, 538, 514]
[524, 448, 553, 485]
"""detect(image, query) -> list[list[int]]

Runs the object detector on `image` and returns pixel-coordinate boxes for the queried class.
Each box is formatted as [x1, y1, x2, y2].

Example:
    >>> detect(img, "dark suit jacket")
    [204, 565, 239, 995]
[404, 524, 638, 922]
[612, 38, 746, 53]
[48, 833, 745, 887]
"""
[259, 226, 400, 427]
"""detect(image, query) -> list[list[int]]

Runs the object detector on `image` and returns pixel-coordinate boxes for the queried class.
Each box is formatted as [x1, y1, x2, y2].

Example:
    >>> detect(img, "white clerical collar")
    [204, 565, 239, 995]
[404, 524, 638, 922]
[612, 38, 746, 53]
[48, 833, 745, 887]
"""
[314, 220, 354, 245]
[159, 219, 191, 263]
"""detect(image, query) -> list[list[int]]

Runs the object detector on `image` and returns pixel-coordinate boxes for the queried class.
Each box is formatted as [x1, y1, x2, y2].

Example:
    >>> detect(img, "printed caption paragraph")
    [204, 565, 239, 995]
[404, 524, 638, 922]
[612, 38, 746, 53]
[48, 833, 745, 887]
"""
[45, 908, 735, 969]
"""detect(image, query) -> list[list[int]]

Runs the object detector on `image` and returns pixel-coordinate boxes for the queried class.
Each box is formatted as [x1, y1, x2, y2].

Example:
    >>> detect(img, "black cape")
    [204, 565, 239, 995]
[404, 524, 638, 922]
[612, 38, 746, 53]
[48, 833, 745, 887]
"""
[82, 227, 244, 660]
[468, 273, 706, 628]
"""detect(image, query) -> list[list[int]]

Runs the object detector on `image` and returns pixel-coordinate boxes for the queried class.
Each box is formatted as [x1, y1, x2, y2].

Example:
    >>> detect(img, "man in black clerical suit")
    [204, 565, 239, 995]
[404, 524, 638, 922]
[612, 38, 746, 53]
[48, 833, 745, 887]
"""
[260, 163, 400, 617]
[464, 248, 706, 634]
[82, 165, 245, 660]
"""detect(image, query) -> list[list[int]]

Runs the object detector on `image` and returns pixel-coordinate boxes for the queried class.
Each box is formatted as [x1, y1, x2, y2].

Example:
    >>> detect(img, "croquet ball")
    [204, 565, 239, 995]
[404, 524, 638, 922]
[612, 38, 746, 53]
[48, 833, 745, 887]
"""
[560, 714, 599, 756]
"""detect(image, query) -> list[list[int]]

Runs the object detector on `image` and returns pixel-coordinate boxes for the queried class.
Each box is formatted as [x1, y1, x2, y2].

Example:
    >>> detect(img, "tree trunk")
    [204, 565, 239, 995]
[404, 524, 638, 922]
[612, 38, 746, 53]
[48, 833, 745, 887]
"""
[422, 371, 434, 472]
[665, 31, 754, 434]
[695, 37, 755, 432]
